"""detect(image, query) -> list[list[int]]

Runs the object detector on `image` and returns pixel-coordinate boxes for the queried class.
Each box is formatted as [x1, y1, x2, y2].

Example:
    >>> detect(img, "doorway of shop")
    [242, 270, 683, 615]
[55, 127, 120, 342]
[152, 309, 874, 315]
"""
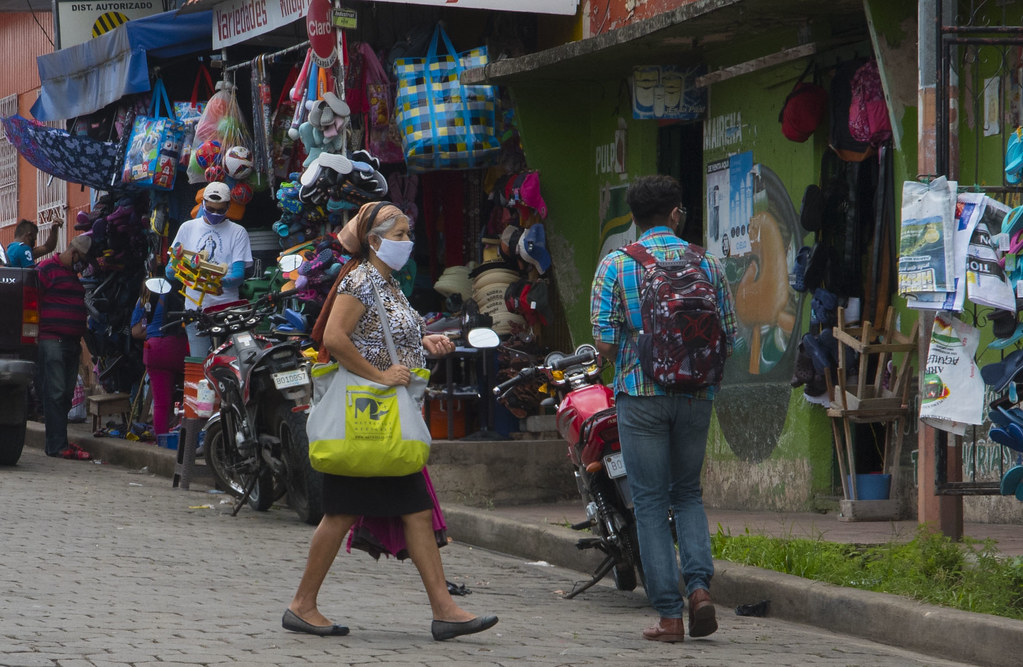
[657, 122, 704, 245]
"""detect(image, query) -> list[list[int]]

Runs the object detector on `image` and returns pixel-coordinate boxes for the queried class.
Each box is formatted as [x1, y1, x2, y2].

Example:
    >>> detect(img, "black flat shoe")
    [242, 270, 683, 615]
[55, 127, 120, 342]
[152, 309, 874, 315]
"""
[282, 608, 349, 636]
[431, 615, 499, 641]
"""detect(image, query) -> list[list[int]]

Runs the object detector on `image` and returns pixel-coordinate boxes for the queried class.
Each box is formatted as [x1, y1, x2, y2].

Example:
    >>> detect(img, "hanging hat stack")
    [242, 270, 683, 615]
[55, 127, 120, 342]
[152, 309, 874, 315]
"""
[434, 265, 472, 301]
[470, 261, 524, 335]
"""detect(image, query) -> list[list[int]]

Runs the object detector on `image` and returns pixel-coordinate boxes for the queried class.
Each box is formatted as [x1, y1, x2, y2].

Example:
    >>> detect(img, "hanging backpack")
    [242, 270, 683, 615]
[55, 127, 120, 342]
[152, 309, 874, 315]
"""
[621, 243, 727, 392]
[848, 60, 892, 146]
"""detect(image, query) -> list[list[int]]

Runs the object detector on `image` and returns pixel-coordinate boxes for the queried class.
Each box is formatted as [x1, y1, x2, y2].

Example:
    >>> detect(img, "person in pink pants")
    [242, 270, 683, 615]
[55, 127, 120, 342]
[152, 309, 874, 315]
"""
[131, 290, 188, 436]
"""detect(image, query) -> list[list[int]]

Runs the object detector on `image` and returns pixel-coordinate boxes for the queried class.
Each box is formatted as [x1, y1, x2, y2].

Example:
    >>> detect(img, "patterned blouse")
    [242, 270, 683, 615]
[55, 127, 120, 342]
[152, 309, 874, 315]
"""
[338, 261, 426, 371]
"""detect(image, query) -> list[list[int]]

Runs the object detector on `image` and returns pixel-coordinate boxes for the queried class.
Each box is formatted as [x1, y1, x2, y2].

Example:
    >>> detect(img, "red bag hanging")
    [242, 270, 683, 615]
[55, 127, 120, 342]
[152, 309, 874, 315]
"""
[359, 43, 404, 164]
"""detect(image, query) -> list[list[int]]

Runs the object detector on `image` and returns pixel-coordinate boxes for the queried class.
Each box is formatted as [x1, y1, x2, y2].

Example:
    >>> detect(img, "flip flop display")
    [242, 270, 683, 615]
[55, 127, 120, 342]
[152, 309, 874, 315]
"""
[980, 349, 1023, 393]
[1000, 465, 1023, 496]
[1005, 127, 1023, 183]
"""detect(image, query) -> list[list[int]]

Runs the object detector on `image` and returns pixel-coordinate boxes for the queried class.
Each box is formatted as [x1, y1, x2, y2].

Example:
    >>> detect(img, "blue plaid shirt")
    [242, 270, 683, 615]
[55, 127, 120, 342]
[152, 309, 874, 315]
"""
[590, 227, 736, 399]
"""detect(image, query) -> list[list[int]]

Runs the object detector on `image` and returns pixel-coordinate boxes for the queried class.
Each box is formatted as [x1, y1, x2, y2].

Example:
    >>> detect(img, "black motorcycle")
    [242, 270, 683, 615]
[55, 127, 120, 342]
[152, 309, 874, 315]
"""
[162, 284, 323, 525]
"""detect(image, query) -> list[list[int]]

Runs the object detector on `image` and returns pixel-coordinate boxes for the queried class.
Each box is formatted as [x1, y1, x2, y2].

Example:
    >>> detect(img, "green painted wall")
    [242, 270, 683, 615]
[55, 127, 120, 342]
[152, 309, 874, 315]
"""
[508, 3, 921, 510]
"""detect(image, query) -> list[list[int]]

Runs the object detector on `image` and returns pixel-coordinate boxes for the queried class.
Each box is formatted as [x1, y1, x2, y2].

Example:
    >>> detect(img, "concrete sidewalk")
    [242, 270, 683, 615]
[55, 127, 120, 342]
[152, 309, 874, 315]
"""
[25, 421, 1023, 667]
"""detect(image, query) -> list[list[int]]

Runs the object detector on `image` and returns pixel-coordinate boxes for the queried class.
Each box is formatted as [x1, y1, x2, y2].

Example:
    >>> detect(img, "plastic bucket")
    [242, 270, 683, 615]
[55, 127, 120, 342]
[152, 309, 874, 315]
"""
[848, 473, 891, 500]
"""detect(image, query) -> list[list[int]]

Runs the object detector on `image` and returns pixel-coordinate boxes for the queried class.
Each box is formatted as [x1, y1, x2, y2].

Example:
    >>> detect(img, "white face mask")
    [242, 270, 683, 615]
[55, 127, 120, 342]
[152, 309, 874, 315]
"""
[374, 238, 414, 271]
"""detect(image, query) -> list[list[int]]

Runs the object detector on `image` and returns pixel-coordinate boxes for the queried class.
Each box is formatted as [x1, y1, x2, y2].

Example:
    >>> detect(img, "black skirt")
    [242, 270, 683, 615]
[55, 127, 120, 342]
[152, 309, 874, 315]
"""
[321, 471, 434, 517]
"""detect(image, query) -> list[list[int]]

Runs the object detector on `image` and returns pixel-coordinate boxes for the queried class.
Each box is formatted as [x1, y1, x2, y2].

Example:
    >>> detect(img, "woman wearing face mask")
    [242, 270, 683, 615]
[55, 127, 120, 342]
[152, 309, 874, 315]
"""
[283, 202, 498, 642]
[165, 182, 253, 357]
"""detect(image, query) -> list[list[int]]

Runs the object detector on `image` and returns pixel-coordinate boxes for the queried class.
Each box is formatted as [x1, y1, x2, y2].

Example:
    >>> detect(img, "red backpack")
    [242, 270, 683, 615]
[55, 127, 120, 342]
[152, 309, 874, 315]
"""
[622, 243, 727, 392]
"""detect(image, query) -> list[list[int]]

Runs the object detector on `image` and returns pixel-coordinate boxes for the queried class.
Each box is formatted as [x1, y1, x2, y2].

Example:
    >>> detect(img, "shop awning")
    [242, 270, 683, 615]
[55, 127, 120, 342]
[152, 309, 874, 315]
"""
[460, 0, 865, 85]
[31, 11, 213, 122]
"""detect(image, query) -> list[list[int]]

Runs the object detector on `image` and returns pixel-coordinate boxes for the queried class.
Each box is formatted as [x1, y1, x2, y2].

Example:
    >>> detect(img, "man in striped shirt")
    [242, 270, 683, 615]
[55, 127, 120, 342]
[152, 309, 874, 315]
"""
[590, 175, 736, 643]
[37, 234, 92, 459]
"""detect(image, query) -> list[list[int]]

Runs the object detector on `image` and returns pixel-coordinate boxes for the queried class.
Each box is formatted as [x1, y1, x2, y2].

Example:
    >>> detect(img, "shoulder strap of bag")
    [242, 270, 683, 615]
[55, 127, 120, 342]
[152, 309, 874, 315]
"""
[370, 281, 400, 366]
[621, 242, 658, 270]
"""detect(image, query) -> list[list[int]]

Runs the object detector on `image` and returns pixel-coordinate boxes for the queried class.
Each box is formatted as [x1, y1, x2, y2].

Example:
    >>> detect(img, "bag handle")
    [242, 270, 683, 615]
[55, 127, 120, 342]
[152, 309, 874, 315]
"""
[370, 281, 400, 366]
[149, 79, 177, 121]
[189, 64, 215, 107]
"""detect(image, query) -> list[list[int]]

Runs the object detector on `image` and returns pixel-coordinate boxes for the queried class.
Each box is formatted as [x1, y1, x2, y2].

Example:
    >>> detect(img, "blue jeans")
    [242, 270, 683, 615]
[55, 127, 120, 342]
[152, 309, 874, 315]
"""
[38, 337, 82, 456]
[185, 322, 211, 359]
[616, 392, 714, 618]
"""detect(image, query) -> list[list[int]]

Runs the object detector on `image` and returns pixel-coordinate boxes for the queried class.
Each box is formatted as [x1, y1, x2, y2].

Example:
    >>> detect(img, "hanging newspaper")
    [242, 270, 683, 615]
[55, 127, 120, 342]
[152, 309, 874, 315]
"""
[965, 196, 1014, 312]
[899, 177, 957, 310]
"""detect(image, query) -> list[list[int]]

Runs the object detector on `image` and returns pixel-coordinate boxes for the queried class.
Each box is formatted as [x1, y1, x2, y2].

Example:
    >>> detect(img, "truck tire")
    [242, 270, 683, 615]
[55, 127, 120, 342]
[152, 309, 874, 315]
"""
[0, 422, 27, 465]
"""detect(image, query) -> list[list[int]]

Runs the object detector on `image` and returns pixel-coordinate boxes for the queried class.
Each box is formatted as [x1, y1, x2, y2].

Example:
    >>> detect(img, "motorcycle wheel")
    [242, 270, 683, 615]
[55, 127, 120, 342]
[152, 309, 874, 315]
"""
[274, 404, 323, 525]
[204, 415, 275, 511]
[620, 522, 646, 591]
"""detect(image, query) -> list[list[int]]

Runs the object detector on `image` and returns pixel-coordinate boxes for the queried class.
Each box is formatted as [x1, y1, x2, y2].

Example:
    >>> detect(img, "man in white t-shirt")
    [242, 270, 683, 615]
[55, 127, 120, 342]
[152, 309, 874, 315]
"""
[167, 182, 253, 356]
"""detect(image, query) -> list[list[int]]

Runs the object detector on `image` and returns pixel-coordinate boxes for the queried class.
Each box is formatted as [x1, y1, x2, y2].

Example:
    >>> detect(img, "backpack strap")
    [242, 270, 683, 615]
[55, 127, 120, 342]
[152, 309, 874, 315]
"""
[621, 242, 658, 269]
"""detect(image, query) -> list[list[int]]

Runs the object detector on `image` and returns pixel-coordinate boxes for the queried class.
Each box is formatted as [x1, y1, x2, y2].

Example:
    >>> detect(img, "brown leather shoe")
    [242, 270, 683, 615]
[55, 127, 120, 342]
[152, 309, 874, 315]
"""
[688, 588, 718, 637]
[642, 616, 685, 642]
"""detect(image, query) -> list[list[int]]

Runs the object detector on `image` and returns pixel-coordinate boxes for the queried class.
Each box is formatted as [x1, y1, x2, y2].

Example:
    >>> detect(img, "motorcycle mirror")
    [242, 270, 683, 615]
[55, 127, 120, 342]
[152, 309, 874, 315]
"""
[467, 327, 500, 349]
[279, 254, 304, 272]
[144, 277, 172, 295]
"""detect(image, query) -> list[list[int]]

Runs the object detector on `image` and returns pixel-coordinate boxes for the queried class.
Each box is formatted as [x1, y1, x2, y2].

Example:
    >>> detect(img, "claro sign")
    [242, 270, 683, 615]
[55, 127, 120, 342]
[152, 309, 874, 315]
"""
[212, 0, 309, 49]
[306, 0, 336, 67]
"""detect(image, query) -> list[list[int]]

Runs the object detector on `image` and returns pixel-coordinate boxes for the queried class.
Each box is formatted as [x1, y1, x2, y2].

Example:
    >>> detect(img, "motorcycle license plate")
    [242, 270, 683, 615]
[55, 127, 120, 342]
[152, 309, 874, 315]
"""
[272, 369, 308, 389]
[604, 452, 627, 478]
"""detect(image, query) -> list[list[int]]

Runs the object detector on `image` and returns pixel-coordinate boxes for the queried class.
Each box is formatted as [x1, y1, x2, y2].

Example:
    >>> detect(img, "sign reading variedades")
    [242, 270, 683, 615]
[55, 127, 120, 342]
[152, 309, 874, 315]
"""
[364, 0, 577, 14]
[213, 0, 309, 49]
[306, 0, 336, 67]
[55, 0, 161, 49]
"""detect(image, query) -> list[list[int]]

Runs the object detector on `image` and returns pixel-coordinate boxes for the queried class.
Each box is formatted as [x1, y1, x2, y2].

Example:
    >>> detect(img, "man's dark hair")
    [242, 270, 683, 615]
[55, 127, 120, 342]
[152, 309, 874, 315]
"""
[627, 175, 682, 228]
[14, 219, 36, 239]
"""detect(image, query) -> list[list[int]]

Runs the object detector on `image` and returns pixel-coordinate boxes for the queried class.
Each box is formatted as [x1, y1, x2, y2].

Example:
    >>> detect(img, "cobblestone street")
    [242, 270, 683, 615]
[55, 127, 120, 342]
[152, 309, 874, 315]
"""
[0, 448, 969, 666]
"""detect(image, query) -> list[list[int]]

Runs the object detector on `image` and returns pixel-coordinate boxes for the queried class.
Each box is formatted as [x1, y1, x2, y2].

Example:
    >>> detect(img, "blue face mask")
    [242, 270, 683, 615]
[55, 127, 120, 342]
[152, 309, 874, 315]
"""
[201, 203, 228, 225]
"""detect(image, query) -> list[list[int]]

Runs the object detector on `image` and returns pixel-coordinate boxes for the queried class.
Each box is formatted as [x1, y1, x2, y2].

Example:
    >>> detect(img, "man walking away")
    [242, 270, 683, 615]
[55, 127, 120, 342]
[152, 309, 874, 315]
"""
[590, 174, 736, 643]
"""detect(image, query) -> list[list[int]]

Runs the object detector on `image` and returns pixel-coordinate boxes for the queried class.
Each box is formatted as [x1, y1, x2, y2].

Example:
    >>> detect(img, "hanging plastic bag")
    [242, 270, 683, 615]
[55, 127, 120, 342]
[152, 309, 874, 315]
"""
[174, 64, 215, 171]
[270, 66, 306, 179]
[359, 43, 404, 164]
[918, 313, 984, 435]
[121, 78, 186, 190]
[186, 81, 254, 184]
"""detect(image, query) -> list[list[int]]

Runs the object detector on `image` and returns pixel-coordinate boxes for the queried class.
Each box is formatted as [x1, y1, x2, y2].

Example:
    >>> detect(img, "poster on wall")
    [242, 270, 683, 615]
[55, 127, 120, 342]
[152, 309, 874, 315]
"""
[55, 1, 162, 49]
[705, 151, 753, 258]
[598, 184, 634, 260]
[632, 66, 706, 120]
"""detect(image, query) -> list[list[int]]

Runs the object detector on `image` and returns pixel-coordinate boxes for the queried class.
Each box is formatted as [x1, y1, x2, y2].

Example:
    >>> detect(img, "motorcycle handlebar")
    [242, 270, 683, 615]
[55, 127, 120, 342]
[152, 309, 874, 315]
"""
[548, 349, 596, 371]
[492, 367, 536, 396]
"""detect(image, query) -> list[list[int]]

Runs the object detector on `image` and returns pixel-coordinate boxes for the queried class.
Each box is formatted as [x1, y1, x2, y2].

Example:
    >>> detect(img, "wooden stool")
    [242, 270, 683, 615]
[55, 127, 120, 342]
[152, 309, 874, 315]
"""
[86, 393, 132, 432]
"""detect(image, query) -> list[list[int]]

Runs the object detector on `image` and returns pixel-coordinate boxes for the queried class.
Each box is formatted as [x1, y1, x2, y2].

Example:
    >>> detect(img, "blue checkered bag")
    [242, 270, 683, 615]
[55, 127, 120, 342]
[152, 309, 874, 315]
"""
[393, 25, 500, 172]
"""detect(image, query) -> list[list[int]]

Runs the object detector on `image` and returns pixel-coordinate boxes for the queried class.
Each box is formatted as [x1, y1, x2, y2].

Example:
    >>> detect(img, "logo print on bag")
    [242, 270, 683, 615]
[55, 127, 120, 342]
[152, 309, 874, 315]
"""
[354, 397, 389, 421]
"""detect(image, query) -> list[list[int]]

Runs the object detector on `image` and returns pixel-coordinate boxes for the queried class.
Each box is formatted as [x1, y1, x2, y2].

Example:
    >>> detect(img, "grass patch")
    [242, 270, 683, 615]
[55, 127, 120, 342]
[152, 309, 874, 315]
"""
[711, 525, 1023, 621]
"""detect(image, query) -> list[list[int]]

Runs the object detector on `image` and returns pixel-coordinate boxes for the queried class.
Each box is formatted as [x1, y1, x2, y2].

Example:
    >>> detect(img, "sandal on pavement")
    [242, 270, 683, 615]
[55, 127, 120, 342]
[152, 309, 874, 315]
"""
[59, 446, 92, 460]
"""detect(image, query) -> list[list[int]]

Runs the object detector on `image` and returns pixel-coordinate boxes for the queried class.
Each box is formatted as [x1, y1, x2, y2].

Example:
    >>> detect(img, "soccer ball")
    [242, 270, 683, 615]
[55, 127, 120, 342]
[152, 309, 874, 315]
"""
[231, 182, 253, 205]
[223, 145, 254, 180]
[204, 164, 227, 183]
[195, 140, 222, 168]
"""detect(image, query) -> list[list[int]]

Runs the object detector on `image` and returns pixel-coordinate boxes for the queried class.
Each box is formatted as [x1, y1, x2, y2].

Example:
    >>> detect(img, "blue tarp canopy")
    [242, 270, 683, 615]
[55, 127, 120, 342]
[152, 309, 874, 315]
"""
[31, 11, 212, 122]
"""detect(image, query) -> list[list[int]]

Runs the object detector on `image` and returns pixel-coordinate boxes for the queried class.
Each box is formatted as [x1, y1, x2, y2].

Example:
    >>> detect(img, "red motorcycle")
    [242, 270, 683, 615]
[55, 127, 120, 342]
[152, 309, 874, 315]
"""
[476, 330, 643, 598]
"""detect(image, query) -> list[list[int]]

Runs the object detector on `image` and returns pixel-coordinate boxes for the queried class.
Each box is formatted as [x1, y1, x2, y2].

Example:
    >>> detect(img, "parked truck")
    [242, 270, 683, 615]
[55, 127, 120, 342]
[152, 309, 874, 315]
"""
[0, 267, 39, 465]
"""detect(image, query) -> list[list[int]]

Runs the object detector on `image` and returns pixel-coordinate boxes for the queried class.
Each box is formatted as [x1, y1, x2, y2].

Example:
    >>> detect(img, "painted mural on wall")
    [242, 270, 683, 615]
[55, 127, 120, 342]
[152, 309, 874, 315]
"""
[598, 184, 635, 258]
[713, 162, 805, 462]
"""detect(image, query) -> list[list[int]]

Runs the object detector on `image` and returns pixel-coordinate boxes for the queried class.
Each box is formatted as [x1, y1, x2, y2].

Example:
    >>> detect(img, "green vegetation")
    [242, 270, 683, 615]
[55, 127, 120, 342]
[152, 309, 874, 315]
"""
[710, 525, 1023, 621]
